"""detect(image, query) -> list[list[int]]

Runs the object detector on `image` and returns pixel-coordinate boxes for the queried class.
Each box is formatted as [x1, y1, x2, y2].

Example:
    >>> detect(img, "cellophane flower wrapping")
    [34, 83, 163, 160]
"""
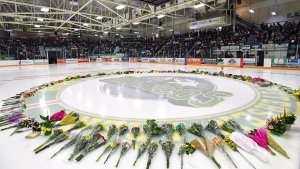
[230, 132, 268, 163]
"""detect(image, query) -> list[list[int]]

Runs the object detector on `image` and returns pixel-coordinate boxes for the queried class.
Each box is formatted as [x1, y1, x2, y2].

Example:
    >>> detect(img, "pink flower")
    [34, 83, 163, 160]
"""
[268, 125, 274, 130]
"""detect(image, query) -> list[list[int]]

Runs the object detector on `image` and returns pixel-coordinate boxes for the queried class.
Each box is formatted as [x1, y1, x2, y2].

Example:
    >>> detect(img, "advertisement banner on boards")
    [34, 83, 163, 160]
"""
[113, 58, 121, 61]
[57, 59, 66, 63]
[96, 58, 102, 62]
[102, 58, 113, 62]
[286, 59, 300, 67]
[201, 58, 217, 64]
[18, 60, 34, 65]
[223, 58, 240, 66]
[158, 58, 173, 63]
[121, 58, 129, 61]
[129, 57, 138, 62]
[78, 58, 90, 62]
[186, 58, 201, 65]
[141, 58, 150, 62]
[271, 58, 287, 67]
[149, 58, 158, 62]
[243, 58, 255, 66]
[174, 58, 185, 64]
[66, 58, 78, 63]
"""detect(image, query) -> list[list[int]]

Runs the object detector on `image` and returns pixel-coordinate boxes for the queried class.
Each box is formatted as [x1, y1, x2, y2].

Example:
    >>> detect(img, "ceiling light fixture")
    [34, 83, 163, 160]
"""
[249, 9, 254, 13]
[37, 18, 44, 21]
[271, 12, 276, 15]
[157, 14, 165, 18]
[38, 30, 41, 33]
[41, 7, 49, 12]
[169, 29, 173, 32]
[193, 3, 205, 8]
[116, 27, 122, 30]
[104, 31, 108, 33]
[35, 25, 41, 28]
[96, 16, 103, 19]
[133, 22, 139, 25]
[115, 5, 125, 10]
[83, 23, 89, 26]
[74, 28, 79, 31]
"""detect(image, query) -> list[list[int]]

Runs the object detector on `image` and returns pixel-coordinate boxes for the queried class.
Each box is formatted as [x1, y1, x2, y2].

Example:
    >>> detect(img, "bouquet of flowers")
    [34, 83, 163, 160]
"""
[118, 124, 129, 138]
[225, 135, 256, 169]
[131, 126, 141, 149]
[54, 112, 80, 128]
[107, 124, 117, 141]
[162, 123, 175, 141]
[143, 119, 163, 144]
[206, 120, 225, 139]
[66, 120, 87, 132]
[178, 145, 186, 169]
[266, 131, 289, 159]
[266, 116, 287, 134]
[0, 110, 23, 123]
[49, 110, 67, 122]
[213, 137, 237, 168]
[146, 142, 159, 169]
[91, 122, 105, 134]
[133, 143, 147, 166]
[115, 141, 133, 167]
[191, 138, 221, 169]
[185, 142, 196, 166]
[35, 131, 70, 154]
[188, 122, 206, 138]
[281, 109, 297, 125]
[160, 140, 175, 168]
[75, 133, 106, 161]
[40, 114, 55, 136]
[34, 129, 64, 152]
[96, 144, 112, 162]
[104, 142, 121, 164]
[247, 129, 276, 155]
[176, 123, 186, 143]
[0, 114, 25, 127]
[227, 118, 246, 134]
[220, 121, 235, 133]
[230, 132, 268, 163]
[51, 125, 92, 158]
[9, 118, 34, 136]
[292, 88, 300, 99]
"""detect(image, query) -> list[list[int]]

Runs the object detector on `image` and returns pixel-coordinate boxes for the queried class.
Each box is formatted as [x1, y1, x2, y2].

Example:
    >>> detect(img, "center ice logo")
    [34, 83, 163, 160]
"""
[99, 76, 232, 108]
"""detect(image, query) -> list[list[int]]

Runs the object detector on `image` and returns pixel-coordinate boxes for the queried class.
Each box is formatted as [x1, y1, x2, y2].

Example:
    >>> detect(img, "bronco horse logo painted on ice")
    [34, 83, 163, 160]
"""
[99, 76, 233, 108]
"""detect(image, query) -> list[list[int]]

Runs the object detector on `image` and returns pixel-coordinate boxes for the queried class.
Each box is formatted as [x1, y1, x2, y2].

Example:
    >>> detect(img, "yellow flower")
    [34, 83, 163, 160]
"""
[191, 144, 195, 148]
[80, 120, 87, 126]
[41, 126, 46, 131]
[85, 134, 91, 140]
[46, 127, 52, 131]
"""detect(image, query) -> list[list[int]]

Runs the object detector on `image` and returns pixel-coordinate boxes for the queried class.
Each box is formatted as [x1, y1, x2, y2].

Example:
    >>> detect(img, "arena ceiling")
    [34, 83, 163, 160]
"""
[0, 0, 230, 36]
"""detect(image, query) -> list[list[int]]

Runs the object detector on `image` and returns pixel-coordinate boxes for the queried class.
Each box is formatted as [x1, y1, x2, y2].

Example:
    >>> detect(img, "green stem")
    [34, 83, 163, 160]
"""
[115, 156, 121, 168]
[68, 154, 75, 161]
[166, 157, 170, 168]
[133, 159, 138, 166]
[180, 155, 183, 169]
[51, 149, 63, 159]
[133, 140, 136, 150]
[75, 154, 84, 161]
[211, 156, 221, 169]
[146, 158, 151, 169]
[96, 153, 104, 162]
[10, 127, 21, 136]
[1, 125, 14, 131]
[104, 154, 111, 164]
[268, 150, 276, 156]
[34, 141, 49, 152]
[237, 150, 256, 169]
[224, 151, 237, 168]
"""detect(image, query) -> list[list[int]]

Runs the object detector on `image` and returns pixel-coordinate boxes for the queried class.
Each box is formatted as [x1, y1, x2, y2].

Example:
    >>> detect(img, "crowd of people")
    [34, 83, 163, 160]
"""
[0, 22, 299, 59]
[255, 21, 300, 44]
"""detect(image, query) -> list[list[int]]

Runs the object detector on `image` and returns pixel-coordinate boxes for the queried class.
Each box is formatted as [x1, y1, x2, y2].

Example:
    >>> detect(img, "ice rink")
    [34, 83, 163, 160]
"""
[0, 62, 299, 169]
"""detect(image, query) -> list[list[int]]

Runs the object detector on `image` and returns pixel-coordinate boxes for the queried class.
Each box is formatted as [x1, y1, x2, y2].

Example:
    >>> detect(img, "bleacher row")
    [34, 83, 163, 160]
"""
[0, 22, 299, 59]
